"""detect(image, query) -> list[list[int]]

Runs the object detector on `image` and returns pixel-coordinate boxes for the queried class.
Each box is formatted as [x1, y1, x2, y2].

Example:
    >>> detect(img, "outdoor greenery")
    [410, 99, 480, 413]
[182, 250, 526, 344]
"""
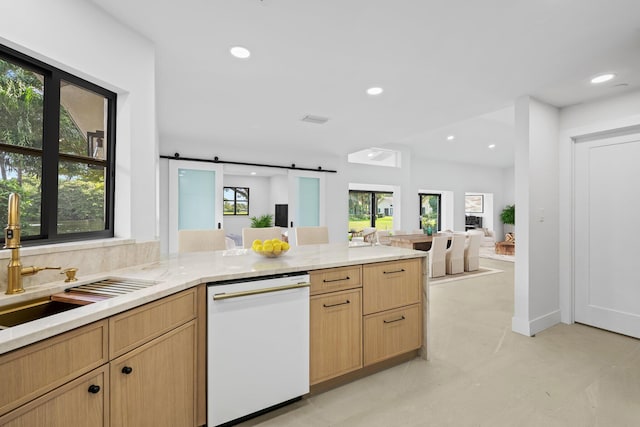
[348, 190, 393, 232]
[250, 214, 273, 228]
[420, 195, 439, 229]
[1, 56, 106, 236]
[348, 215, 393, 232]
[500, 204, 515, 225]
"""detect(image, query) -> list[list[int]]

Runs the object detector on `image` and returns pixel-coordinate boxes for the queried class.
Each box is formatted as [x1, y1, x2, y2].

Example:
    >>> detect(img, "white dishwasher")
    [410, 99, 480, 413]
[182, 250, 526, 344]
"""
[207, 272, 310, 426]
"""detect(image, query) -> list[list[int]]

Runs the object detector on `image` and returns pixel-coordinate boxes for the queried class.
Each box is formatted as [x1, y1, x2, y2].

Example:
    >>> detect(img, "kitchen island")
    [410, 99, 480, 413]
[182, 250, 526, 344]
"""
[0, 243, 428, 426]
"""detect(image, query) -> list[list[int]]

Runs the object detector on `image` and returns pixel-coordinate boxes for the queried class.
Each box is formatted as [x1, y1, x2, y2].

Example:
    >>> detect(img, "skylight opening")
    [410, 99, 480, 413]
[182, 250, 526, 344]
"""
[348, 148, 401, 168]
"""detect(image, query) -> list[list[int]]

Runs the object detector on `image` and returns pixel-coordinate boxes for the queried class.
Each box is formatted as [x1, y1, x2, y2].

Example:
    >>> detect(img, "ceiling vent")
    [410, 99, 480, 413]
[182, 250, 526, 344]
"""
[301, 114, 329, 125]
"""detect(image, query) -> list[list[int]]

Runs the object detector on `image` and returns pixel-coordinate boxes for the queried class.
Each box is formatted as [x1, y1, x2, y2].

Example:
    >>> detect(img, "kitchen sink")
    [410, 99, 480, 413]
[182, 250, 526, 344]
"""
[0, 277, 159, 330]
[0, 298, 83, 329]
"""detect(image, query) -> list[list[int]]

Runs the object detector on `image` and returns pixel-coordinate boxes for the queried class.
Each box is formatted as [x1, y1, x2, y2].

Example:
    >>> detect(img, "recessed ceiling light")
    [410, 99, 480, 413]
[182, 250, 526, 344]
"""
[250, 171, 257, 175]
[367, 152, 375, 157]
[447, 135, 455, 141]
[590, 73, 615, 84]
[488, 144, 496, 149]
[230, 46, 251, 59]
[366, 87, 384, 96]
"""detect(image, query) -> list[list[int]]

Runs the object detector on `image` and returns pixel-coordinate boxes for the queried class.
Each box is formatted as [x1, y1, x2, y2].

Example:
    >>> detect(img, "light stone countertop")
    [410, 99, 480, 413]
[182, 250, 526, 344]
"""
[0, 243, 426, 355]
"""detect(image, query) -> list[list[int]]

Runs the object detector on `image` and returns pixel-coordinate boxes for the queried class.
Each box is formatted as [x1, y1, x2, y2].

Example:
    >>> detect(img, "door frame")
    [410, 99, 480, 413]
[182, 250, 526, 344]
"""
[566, 124, 640, 325]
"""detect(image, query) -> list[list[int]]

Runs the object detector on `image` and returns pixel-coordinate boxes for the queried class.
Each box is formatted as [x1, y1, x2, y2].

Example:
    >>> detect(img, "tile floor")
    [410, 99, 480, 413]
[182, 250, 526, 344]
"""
[240, 258, 640, 426]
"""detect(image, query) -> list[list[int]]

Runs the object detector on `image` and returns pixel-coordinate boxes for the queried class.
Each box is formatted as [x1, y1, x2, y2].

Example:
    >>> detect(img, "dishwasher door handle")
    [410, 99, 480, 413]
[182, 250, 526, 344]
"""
[213, 282, 310, 300]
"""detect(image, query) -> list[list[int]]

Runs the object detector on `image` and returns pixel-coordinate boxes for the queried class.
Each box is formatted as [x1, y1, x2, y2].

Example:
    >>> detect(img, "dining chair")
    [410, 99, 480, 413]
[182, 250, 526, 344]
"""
[377, 230, 391, 245]
[362, 227, 377, 244]
[242, 226, 283, 248]
[295, 226, 329, 245]
[428, 235, 448, 278]
[445, 233, 466, 274]
[464, 231, 482, 272]
[178, 229, 227, 253]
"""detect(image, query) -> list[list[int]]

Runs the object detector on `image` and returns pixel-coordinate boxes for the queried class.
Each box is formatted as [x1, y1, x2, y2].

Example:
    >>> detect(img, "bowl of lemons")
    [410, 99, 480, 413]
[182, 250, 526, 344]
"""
[251, 238, 290, 258]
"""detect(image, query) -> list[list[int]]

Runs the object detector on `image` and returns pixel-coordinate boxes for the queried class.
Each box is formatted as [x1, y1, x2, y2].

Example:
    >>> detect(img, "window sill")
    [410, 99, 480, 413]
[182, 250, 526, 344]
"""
[0, 238, 136, 260]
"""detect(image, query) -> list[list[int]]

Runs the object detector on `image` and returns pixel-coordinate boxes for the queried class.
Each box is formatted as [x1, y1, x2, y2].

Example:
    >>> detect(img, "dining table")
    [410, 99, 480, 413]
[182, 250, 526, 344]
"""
[388, 233, 453, 251]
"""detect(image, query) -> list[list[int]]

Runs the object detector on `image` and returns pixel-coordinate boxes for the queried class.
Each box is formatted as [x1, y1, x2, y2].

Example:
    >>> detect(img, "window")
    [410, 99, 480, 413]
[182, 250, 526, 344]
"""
[419, 193, 441, 231]
[223, 187, 249, 215]
[348, 190, 393, 232]
[0, 44, 116, 245]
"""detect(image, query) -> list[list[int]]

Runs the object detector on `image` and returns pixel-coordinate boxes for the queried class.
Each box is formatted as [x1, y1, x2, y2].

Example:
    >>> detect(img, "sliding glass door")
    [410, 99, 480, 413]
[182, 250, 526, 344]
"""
[168, 160, 224, 253]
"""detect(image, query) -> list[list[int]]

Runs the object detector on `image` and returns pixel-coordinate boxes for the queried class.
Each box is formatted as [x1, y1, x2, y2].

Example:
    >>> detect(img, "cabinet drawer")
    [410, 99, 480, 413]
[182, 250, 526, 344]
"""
[310, 289, 362, 384]
[363, 258, 421, 314]
[0, 320, 108, 416]
[109, 288, 197, 359]
[0, 365, 108, 427]
[363, 303, 422, 366]
[310, 265, 362, 295]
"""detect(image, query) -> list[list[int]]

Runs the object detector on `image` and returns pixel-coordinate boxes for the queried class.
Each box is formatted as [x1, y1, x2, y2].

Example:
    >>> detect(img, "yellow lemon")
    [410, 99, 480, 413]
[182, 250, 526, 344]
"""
[254, 244, 263, 252]
[282, 242, 290, 251]
[273, 243, 282, 251]
[252, 239, 262, 247]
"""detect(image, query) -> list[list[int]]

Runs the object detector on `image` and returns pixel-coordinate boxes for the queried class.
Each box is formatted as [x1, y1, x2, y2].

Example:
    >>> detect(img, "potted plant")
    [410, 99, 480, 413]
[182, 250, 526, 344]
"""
[421, 216, 436, 236]
[250, 214, 274, 228]
[500, 204, 515, 241]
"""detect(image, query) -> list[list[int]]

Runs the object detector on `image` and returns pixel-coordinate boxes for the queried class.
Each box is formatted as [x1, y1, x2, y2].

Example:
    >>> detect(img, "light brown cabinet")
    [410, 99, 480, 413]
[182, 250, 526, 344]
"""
[110, 321, 196, 427]
[310, 257, 424, 387]
[0, 365, 109, 426]
[363, 303, 422, 366]
[0, 287, 200, 426]
[362, 258, 421, 315]
[310, 288, 362, 384]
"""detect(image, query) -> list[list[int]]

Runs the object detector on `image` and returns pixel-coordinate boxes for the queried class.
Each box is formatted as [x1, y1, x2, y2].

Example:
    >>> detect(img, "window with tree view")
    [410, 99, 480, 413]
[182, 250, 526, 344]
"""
[0, 45, 116, 244]
[223, 187, 249, 215]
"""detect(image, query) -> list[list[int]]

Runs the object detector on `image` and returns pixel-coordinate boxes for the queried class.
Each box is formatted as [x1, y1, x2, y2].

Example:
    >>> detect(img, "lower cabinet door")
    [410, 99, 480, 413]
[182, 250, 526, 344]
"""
[310, 288, 362, 384]
[363, 303, 422, 366]
[0, 365, 108, 427]
[110, 321, 196, 427]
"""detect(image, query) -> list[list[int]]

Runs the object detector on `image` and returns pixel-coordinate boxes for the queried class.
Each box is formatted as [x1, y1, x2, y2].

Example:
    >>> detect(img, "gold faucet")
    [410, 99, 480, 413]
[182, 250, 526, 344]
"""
[4, 193, 60, 295]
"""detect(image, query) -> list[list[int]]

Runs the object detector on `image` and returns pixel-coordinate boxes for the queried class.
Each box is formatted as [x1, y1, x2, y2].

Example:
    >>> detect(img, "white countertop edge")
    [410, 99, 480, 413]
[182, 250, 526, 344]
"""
[0, 244, 426, 354]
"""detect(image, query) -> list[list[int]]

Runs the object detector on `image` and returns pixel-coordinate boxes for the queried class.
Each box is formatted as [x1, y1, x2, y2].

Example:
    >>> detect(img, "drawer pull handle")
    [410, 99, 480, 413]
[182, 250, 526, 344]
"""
[383, 315, 406, 324]
[88, 385, 101, 394]
[121, 366, 133, 375]
[323, 276, 350, 283]
[383, 269, 406, 275]
[323, 300, 350, 308]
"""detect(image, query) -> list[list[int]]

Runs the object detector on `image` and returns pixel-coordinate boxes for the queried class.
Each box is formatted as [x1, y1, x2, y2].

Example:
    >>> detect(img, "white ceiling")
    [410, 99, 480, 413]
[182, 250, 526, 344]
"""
[90, 0, 640, 168]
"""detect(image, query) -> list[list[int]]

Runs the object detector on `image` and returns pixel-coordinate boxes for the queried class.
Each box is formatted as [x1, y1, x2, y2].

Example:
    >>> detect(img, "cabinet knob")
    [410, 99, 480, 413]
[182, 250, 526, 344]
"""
[88, 384, 101, 394]
[121, 366, 133, 375]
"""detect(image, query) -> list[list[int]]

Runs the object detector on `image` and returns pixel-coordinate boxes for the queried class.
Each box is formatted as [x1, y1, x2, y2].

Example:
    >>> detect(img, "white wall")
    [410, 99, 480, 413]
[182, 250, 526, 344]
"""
[222, 175, 271, 236]
[558, 90, 640, 324]
[512, 96, 561, 336]
[0, 0, 158, 242]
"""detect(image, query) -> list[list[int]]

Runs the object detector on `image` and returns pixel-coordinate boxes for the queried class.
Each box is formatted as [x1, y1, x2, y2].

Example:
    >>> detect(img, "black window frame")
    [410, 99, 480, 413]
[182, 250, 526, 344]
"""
[223, 186, 250, 216]
[0, 43, 116, 246]
[419, 193, 441, 231]
[348, 190, 393, 228]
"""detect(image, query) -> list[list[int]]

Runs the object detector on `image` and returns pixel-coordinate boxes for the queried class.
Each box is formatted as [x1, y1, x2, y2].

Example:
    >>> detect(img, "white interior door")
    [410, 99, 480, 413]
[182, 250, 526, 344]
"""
[287, 170, 325, 245]
[574, 132, 640, 338]
[168, 160, 224, 253]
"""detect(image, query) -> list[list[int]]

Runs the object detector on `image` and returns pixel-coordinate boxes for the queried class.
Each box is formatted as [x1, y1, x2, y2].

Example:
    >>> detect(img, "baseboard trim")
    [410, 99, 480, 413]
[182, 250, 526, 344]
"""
[530, 310, 561, 335]
[512, 310, 561, 337]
